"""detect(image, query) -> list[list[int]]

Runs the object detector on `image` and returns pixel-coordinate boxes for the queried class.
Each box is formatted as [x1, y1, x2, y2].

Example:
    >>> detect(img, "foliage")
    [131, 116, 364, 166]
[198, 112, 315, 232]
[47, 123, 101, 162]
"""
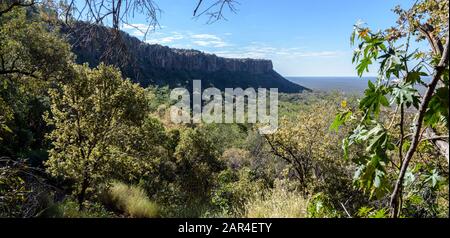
[0, 7, 72, 160]
[173, 126, 224, 205]
[0, 7, 73, 79]
[44, 63, 151, 209]
[210, 167, 265, 217]
[266, 98, 372, 216]
[0, 158, 58, 218]
[307, 193, 341, 218]
[51, 199, 115, 218]
[357, 206, 389, 218]
[335, 0, 449, 217]
[0, 159, 28, 217]
[0, 97, 13, 141]
[266, 100, 348, 193]
[0, 1, 448, 219]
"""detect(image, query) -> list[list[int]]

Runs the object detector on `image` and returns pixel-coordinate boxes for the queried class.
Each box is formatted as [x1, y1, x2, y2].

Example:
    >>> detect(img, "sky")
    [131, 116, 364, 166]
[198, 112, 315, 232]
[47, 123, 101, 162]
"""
[115, 0, 418, 77]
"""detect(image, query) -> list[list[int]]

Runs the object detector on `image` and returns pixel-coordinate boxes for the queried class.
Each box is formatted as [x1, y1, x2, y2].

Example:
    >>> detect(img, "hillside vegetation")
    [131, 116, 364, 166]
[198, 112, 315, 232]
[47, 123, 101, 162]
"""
[0, 0, 448, 218]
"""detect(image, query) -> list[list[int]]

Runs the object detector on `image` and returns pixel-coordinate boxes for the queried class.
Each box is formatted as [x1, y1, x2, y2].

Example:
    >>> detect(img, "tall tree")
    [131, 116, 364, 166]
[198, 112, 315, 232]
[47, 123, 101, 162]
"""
[44, 63, 150, 210]
[0, 7, 73, 157]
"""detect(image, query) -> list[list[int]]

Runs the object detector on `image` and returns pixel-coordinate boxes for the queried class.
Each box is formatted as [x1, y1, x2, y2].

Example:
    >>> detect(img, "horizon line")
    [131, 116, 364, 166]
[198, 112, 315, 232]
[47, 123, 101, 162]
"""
[284, 75, 378, 78]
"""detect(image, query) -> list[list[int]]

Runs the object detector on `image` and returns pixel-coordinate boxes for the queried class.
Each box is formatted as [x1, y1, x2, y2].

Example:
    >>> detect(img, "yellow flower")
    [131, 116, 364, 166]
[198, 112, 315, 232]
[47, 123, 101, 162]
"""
[341, 100, 348, 108]
[359, 28, 369, 38]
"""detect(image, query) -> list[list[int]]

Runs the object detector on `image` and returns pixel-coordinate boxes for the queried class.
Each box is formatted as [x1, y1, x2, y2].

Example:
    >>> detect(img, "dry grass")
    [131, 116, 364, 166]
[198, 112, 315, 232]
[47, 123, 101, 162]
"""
[244, 186, 307, 218]
[106, 181, 159, 218]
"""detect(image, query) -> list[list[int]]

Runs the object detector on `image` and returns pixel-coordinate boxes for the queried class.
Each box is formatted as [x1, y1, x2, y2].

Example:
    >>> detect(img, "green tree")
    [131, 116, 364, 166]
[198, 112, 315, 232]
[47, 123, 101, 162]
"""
[174, 126, 224, 208]
[0, 7, 73, 158]
[0, 7, 72, 79]
[44, 63, 150, 210]
[265, 99, 369, 216]
[0, 97, 13, 141]
[266, 102, 344, 194]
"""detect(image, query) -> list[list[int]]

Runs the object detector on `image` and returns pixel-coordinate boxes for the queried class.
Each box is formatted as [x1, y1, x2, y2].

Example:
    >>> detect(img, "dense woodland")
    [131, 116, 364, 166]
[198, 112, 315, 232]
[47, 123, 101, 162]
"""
[0, 0, 448, 218]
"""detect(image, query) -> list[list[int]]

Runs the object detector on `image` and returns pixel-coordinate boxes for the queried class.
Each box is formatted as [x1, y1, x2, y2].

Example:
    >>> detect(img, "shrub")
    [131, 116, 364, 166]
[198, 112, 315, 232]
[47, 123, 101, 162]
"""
[357, 207, 388, 218]
[103, 181, 159, 218]
[48, 199, 114, 218]
[307, 193, 341, 218]
[210, 168, 265, 217]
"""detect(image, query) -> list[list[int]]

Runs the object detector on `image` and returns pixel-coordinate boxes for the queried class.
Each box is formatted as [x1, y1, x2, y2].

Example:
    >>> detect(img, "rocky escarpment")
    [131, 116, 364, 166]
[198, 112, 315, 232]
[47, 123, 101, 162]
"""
[138, 44, 274, 74]
[63, 23, 307, 93]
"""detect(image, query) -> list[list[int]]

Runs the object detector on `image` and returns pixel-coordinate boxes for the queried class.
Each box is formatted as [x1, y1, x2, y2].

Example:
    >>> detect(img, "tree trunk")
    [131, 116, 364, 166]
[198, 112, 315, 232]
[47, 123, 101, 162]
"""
[77, 176, 90, 211]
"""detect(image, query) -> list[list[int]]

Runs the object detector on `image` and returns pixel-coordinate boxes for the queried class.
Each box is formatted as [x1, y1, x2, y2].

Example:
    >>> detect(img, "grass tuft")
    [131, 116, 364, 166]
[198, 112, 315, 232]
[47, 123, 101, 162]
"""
[244, 184, 307, 218]
[105, 181, 159, 218]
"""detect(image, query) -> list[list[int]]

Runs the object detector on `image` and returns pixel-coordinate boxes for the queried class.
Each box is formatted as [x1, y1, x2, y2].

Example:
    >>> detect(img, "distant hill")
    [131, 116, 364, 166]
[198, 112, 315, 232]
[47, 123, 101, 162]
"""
[62, 23, 308, 93]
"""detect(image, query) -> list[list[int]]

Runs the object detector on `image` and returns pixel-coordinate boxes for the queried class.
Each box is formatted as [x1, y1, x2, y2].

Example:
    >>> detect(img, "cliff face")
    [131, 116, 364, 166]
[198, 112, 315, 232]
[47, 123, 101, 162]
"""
[135, 43, 274, 74]
[63, 23, 307, 93]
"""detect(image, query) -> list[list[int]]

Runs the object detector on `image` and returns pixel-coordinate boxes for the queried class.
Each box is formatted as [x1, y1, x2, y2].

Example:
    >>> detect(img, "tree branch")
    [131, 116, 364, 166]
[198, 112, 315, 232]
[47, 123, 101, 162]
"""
[425, 128, 449, 164]
[0, 0, 35, 16]
[418, 24, 444, 56]
[193, 0, 203, 16]
[0, 69, 39, 79]
[389, 32, 449, 218]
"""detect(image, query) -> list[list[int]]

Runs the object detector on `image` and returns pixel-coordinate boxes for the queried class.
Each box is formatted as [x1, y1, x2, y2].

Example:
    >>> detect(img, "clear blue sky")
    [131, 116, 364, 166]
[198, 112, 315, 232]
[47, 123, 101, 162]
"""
[116, 0, 417, 76]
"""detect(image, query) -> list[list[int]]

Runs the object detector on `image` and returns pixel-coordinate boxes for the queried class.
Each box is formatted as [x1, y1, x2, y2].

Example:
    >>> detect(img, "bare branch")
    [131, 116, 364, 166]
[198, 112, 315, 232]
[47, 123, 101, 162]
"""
[193, 0, 239, 24]
[193, 0, 203, 16]
[0, 0, 35, 16]
[61, 0, 161, 36]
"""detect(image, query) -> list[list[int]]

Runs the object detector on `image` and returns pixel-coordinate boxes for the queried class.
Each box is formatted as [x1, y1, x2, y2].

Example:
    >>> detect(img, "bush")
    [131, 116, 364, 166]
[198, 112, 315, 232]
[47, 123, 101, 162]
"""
[103, 181, 159, 218]
[210, 168, 265, 217]
[48, 199, 114, 218]
[243, 180, 307, 218]
[307, 193, 341, 218]
[357, 207, 388, 218]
